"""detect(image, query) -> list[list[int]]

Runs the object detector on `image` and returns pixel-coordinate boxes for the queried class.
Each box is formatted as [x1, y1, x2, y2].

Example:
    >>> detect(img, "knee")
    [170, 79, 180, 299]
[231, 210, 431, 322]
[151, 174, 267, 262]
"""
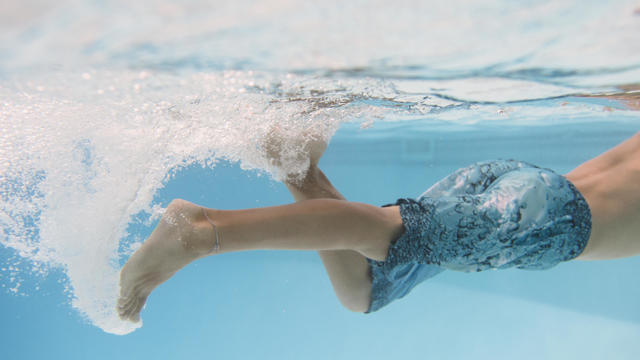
[338, 297, 369, 313]
[335, 286, 371, 313]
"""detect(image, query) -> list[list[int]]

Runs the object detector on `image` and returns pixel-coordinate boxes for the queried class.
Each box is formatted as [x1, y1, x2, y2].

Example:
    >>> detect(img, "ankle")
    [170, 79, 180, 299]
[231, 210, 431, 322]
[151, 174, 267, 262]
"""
[201, 208, 221, 253]
[172, 205, 223, 257]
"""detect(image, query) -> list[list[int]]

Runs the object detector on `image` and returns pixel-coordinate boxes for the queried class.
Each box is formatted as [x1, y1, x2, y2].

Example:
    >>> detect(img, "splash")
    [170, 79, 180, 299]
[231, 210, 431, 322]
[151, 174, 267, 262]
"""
[0, 70, 399, 334]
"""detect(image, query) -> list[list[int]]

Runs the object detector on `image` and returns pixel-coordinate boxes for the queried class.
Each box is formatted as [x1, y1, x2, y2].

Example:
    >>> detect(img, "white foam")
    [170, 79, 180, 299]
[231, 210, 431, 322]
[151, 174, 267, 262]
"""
[0, 70, 389, 334]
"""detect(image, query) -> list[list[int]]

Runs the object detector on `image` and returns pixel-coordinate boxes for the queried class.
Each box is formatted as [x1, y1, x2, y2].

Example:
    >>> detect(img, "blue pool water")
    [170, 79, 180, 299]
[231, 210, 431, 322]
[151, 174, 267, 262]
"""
[1, 0, 640, 358]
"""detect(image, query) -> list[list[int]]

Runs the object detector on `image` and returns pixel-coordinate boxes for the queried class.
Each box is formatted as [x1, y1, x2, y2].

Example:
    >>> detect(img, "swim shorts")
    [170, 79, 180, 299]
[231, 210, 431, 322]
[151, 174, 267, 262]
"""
[366, 159, 591, 313]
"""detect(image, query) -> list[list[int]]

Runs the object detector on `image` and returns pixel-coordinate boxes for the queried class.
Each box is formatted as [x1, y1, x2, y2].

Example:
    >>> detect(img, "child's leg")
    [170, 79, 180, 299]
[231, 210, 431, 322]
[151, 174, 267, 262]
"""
[118, 197, 402, 322]
[566, 132, 640, 260]
[285, 165, 374, 312]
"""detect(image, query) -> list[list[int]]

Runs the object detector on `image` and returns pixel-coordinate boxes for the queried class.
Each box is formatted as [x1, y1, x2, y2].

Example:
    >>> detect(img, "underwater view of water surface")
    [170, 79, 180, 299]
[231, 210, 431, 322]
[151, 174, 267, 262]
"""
[1, 0, 640, 358]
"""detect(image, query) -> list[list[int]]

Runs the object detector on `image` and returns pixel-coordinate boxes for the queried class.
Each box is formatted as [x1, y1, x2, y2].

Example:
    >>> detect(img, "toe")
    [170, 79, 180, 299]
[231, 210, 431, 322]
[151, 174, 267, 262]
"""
[118, 293, 147, 323]
[127, 296, 147, 323]
[118, 295, 137, 315]
[118, 297, 138, 320]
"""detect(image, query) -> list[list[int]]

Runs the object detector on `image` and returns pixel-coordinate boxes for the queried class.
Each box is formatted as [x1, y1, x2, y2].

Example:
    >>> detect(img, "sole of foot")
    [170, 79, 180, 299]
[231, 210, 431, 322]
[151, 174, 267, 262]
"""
[117, 199, 217, 322]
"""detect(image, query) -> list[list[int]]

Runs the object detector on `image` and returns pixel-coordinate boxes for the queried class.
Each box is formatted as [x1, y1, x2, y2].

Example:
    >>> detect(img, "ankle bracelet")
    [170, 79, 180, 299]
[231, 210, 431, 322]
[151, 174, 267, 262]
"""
[202, 208, 221, 253]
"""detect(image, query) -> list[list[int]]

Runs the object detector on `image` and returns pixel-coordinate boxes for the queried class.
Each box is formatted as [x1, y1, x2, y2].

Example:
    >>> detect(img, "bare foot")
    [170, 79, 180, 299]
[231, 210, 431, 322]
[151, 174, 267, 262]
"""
[263, 125, 329, 181]
[117, 199, 217, 322]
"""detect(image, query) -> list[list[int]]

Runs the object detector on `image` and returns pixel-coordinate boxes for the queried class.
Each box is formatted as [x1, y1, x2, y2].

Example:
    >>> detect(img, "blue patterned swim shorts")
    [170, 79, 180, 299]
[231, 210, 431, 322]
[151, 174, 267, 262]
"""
[366, 159, 591, 313]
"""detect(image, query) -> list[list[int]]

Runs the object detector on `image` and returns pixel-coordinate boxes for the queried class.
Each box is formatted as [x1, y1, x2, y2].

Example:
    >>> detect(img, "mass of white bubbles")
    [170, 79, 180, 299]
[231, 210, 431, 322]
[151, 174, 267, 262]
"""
[0, 70, 399, 334]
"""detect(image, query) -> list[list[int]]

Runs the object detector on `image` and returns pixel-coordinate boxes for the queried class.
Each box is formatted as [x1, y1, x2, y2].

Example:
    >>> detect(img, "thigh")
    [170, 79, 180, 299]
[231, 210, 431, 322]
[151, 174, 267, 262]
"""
[409, 167, 590, 271]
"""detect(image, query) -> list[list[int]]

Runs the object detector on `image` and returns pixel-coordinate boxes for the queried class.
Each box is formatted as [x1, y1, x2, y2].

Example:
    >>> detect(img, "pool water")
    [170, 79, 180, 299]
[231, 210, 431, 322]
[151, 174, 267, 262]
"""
[1, 0, 639, 358]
